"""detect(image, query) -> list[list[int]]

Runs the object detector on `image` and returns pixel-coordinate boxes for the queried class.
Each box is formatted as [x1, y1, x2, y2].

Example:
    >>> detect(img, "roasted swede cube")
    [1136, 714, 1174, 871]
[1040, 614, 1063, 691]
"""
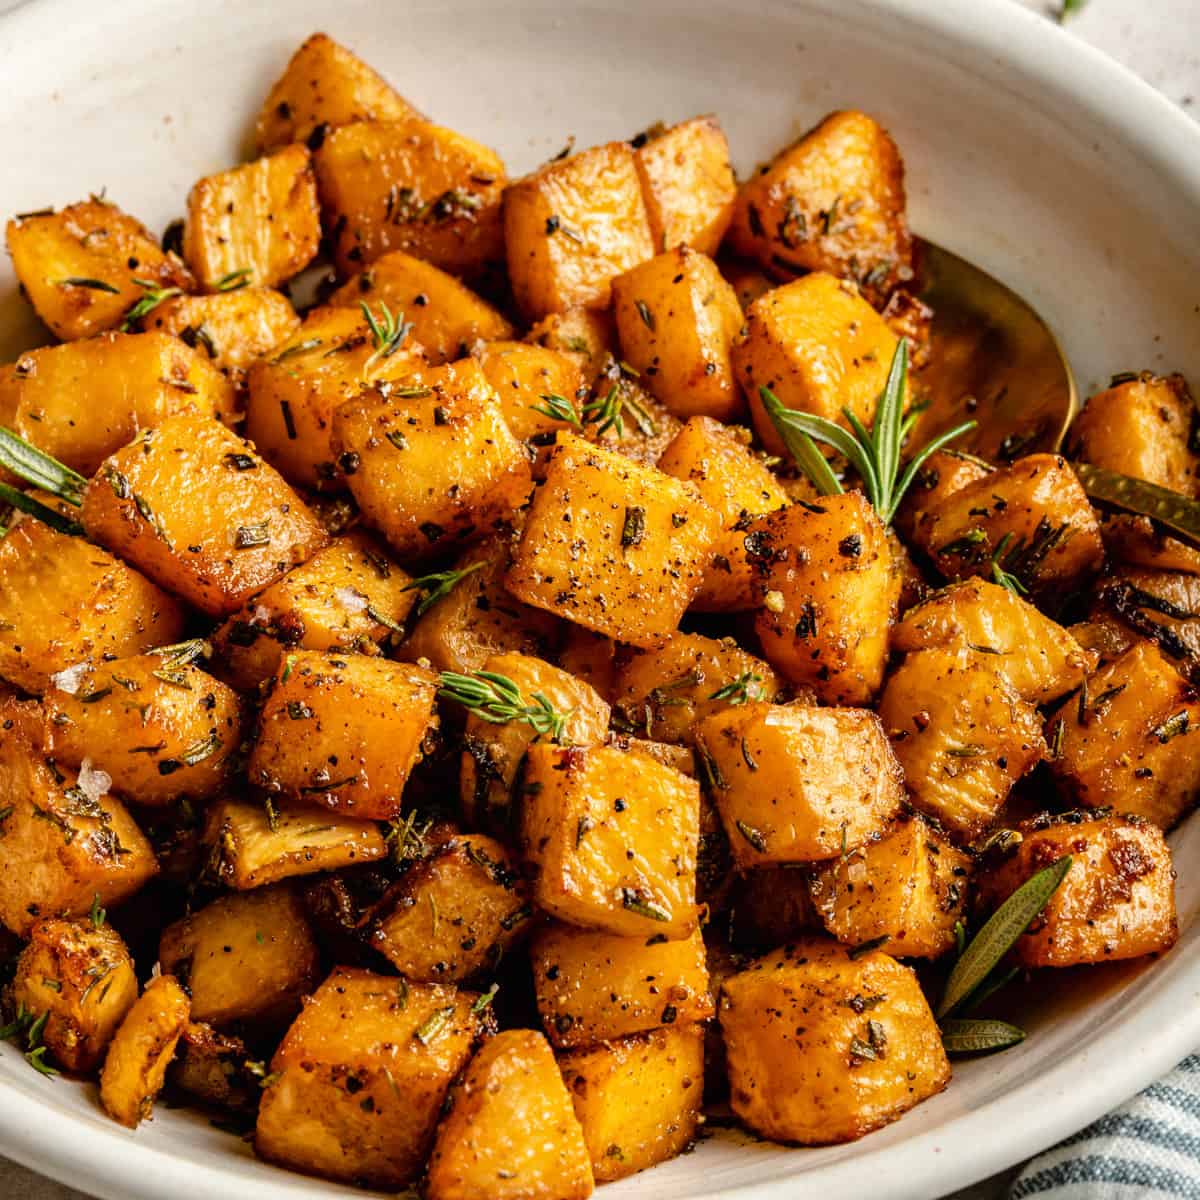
[657, 416, 789, 611]
[532, 923, 712, 1048]
[460, 652, 611, 834]
[505, 433, 722, 647]
[694, 702, 903, 866]
[332, 358, 531, 559]
[719, 939, 949, 1144]
[525, 306, 616, 381]
[753, 493, 894, 704]
[99, 974, 190, 1127]
[504, 142, 655, 319]
[736, 273, 900, 456]
[728, 110, 913, 305]
[0, 332, 236, 476]
[520, 743, 700, 939]
[43, 650, 243, 807]
[158, 885, 319, 1029]
[6, 198, 193, 341]
[427, 1028, 595, 1200]
[398, 536, 561, 675]
[0, 699, 157, 936]
[892, 577, 1092, 704]
[11, 916, 138, 1072]
[330, 250, 514, 364]
[894, 447, 992, 542]
[558, 1025, 704, 1183]
[0, 521, 185, 694]
[1066, 372, 1199, 496]
[244, 303, 427, 490]
[183, 144, 321, 290]
[371, 834, 530, 982]
[255, 31, 422, 153]
[1049, 640, 1200, 829]
[612, 633, 782, 745]
[212, 532, 417, 690]
[314, 116, 506, 277]
[204, 796, 387, 890]
[139, 286, 300, 374]
[250, 650, 437, 820]
[472, 341, 587, 473]
[1089, 568, 1200, 665]
[255, 967, 487, 1188]
[976, 812, 1177, 965]
[81, 415, 328, 617]
[632, 115, 737, 258]
[611, 246, 745, 423]
[878, 646, 1046, 842]
[809, 813, 971, 958]
[917, 454, 1104, 597]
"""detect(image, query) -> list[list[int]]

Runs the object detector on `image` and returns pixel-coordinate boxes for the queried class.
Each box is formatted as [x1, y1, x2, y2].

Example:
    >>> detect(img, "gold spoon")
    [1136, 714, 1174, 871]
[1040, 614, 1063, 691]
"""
[914, 238, 1200, 546]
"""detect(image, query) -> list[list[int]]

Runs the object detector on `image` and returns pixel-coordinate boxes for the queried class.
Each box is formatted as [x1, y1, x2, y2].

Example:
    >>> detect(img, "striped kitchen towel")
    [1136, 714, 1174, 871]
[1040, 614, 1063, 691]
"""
[1009, 1055, 1200, 1198]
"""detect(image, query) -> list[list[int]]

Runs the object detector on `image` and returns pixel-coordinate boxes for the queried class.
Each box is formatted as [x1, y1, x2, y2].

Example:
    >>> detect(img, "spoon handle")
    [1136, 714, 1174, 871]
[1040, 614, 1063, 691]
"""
[1072, 461, 1200, 548]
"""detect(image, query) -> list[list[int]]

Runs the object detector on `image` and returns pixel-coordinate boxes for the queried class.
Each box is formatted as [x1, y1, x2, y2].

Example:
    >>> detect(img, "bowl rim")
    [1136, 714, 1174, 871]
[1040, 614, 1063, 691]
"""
[2, 0, 1200, 1198]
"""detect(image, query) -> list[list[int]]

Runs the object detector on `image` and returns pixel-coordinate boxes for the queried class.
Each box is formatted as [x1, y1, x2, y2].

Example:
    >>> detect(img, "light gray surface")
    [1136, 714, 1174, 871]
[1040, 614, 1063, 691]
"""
[0, 0, 1195, 1197]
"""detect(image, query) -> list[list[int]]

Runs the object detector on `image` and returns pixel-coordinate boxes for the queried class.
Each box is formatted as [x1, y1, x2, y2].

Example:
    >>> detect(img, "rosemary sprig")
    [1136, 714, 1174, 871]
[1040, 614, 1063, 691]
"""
[360, 300, 412, 373]
[214, 268, 252, 292]
[437, 670, 569, 741]
[89, 893, 106, 929]
[708, 672, 766, 706]
[0, 484, 84, 536]
[57, 276, 119, 294]
[120, 277, 184, 330]
[0, 428, 87, 507]
[529, 392, 583, 430]
[990, 532, 1029, 596]
[937, 856, 1073, 1041]
[402, 561, 485, 618]
[583, 383, 657, 438]
[761, 340, 976, 526]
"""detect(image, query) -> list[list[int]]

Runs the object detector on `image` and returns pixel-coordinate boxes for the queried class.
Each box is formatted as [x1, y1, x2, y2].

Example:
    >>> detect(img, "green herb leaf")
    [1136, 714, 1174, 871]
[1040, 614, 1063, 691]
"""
[937, 856, 1073, 1018]
[939, 1017, 1027, 1055]
[708, 672, 765, 706]
[0, 427, 87, 507]
[120, 278, 184, 331]
[438, 670, 570, 741]
[529, 392, 582, 430]
[471, 983, 499, 1014]
[763, 341, 977, 525]
[215, 268, 252, 292]
[414, 1005, 455, 1045]
[402, 561, 485, 618]
[990, 533, 1030, 596]
[89, 893, 106, 929]
[0, 483, 85, 536]
[57, 276, 120, 294]
[360, 300, 412, 373]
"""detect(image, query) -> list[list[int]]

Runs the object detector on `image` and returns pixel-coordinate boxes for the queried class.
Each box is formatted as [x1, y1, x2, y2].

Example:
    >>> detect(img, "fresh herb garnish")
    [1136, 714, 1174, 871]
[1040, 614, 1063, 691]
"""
[709, 672, 765, 706]
[437, 670, 569, 741]
[761, 340, 976, 525]
[89, 893, 106, 929]
[414, 1005, 455, 1045]
[120, 278, 183, 330]
[583, 383, 657, 439]
[939, 1017, 1027, 1055]
[214, 268, 252, 292]
[990, 532, 1029, 596]
[57, 276, 120, 294]
[937, 856, 1073, 1035]
[471, 983, 499, 1014]
[401, 561, 485, 618]
[529, 392, 583, 430]
[360, 300, 412, 373]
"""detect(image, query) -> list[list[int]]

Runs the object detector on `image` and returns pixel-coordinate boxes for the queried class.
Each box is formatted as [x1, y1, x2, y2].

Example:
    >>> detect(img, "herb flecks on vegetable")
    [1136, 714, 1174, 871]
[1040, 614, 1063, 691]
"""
[709, 672, 766, 706]
[529, 392, 583, 430]
[761, 340, 976, 525]
[121, 278, 184, 331]
[437, 670, 570, 741]
[360, 300, 412, 373]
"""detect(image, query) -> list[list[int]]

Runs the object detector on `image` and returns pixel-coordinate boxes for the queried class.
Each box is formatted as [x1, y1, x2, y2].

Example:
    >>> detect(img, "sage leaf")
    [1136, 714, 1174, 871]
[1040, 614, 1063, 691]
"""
[940, 1017, 1027, 1055]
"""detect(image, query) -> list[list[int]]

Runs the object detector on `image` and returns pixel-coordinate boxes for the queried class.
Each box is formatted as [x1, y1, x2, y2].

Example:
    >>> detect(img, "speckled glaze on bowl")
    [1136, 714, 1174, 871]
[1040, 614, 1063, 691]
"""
[2, 0, 1200, 1196]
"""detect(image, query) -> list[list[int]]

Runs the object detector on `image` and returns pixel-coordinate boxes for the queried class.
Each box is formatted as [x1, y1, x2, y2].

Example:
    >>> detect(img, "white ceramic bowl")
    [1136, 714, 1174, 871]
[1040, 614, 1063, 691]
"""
[3, 1, 1200, 1197]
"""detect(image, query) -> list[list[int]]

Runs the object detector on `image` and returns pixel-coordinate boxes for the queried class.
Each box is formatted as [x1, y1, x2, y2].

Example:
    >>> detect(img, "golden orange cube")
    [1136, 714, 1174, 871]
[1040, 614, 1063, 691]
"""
[504, 142, 655, 319]
[977, 812, 1177, 966]
[633, 115, 737, 257]
[183, 144, 320, 290]
[728, 110, 913, 305]
[80, 415, 328, 617]
[249, 650, 437, 820]
[333, 358, 532, 560]
[735, 272, 900, 456]
[611, 246, 745, 423]
[255, 967, 488, 1188]
[314, 116, 506, 277]
[695, 702, 904, 866]
[255, 31, 422, 153]
[505, 433, 722, 648]
[6, 198, 193, 341]
[720, 939, 949, 1144]
[520, 743, 701, 939]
